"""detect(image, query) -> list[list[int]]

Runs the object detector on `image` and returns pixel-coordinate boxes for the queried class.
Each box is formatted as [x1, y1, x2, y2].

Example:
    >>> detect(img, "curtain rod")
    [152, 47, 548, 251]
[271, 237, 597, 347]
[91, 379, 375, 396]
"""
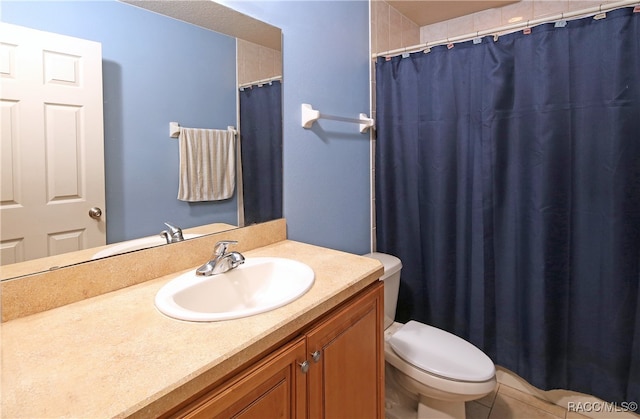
[238, 76, 282, 89]
[372, 0, 639, 59]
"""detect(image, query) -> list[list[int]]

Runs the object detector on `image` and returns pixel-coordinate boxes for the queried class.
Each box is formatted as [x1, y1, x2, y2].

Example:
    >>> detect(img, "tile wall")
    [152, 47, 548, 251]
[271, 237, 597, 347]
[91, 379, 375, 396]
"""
[420, 0, 624, 44]
[237, 39, 282, 86]
[371, 0, 420, 55]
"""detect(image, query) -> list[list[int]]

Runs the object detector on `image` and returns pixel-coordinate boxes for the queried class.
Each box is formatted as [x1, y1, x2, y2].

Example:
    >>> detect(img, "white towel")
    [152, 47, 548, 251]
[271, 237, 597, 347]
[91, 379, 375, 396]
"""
[177, 128, 236, 202]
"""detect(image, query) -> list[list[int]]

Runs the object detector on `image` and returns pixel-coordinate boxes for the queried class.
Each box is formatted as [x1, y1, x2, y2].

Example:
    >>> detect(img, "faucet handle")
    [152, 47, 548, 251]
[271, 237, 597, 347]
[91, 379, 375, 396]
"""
[213, 240, 238, 256]
[163, 222, 184, 241]
[164, 222, 183, 235]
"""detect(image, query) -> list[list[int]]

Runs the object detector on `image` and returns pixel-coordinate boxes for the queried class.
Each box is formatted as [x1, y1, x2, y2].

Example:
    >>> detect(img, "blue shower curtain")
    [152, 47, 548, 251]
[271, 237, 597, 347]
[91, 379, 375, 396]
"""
[239, 81, 283, 225]
[375, 8, 639, 403]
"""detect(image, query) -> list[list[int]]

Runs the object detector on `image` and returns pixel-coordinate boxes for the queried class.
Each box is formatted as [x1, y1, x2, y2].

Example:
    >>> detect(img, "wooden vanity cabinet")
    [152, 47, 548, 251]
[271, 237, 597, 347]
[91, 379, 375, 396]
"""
[170, 281, 384, 419]
[306, 281, 384, 419]
[177, 337, 308, 419]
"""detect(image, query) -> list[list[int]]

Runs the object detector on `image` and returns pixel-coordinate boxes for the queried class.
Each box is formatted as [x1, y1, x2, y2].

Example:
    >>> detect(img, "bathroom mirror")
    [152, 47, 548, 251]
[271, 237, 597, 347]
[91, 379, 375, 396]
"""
[0, 0, 282, 280]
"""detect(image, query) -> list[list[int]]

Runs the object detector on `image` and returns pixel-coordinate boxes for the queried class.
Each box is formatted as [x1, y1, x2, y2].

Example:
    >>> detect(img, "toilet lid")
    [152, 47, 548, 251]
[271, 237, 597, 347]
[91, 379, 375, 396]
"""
[389, 321, 495, 382]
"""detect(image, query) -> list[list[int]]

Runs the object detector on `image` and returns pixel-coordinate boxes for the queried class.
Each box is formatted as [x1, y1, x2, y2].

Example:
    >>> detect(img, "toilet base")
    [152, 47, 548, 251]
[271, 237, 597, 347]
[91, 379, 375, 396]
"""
[386, 363, 470, 419]
[417, 395, 466, 419]
[386, 358, 493, 419]
[385, 363, 419, 418]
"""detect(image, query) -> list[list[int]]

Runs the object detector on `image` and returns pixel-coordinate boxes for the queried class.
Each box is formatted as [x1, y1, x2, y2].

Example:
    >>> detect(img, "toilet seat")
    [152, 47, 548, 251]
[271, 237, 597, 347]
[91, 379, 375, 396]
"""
[389, 321, 495, 382]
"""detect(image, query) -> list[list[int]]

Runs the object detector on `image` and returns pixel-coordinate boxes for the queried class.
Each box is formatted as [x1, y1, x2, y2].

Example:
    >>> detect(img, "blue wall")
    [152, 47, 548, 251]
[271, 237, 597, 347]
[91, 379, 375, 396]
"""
[221, 0, 372, 255]
[1, 1, 238, 243]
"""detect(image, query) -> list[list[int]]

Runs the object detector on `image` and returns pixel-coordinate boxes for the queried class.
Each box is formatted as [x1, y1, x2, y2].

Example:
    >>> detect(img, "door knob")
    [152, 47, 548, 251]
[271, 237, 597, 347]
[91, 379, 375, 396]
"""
[89, 207, 102, 219]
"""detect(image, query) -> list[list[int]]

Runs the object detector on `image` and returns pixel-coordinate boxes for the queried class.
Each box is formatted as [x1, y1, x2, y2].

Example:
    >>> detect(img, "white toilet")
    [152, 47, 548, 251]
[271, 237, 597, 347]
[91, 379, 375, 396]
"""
[364, 252, 496, 419]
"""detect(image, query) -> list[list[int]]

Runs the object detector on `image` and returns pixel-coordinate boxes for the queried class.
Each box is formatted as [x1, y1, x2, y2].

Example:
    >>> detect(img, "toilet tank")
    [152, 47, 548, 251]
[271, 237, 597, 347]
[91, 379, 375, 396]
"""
[363, 252, 402, 329]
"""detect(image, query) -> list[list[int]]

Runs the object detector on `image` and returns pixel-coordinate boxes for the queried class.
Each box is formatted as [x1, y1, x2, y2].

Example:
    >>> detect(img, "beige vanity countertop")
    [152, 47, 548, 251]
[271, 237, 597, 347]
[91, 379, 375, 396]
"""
[0, 222, 237, 281]
[1, 239, 383, 419]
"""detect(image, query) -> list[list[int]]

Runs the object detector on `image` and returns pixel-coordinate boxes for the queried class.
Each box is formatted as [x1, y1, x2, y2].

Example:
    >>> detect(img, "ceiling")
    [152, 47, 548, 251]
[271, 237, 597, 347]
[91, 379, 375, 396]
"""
[387, 0, 521, 26]
[121, 1, 521, 50]
[120, 0, 282, 50]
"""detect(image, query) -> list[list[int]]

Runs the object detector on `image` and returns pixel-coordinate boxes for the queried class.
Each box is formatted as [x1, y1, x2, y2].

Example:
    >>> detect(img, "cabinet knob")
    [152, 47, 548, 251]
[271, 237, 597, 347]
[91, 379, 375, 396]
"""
[311, 350, 321, 363]
[299, 360, 310, 374]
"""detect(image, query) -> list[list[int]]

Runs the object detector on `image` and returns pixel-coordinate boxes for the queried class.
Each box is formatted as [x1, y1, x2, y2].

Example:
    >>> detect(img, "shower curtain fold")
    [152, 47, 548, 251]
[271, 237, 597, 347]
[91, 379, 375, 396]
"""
[375, 7, 640, 404]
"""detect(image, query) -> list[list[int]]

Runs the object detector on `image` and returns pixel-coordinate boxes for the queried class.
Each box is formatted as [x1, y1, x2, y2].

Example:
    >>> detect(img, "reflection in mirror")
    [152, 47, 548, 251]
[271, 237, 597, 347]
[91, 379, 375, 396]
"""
[240, 81, 283, 225]
[0, 0, 282, 280]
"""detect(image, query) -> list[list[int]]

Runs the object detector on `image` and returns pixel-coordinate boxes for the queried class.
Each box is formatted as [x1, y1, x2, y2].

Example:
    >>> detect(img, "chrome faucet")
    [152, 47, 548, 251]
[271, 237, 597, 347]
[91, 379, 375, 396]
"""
[196, 240, 245, 276]
[160, 222, 184, 244]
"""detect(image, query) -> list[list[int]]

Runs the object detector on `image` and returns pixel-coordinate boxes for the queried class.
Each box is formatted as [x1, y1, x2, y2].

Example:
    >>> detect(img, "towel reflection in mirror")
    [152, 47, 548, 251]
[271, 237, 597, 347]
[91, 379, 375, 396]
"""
[177, 128, 236, 202]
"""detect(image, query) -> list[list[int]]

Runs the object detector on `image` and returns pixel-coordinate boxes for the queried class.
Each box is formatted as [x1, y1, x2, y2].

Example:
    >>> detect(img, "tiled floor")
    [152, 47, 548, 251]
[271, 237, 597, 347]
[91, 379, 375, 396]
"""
[386, 370, 640, 419]
[466, 383, 589, 419]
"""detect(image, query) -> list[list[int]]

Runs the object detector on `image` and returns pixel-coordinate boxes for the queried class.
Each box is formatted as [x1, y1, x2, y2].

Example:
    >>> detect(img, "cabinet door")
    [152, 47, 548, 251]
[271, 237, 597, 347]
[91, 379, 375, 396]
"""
[179, 337, 307, 419]
[306, 282, 384, 419]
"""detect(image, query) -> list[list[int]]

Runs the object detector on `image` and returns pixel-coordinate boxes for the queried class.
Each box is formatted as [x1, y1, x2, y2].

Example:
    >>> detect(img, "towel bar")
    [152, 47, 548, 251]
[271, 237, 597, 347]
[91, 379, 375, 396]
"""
[301, 103, 374, 133]
[169, 122, 237, 138]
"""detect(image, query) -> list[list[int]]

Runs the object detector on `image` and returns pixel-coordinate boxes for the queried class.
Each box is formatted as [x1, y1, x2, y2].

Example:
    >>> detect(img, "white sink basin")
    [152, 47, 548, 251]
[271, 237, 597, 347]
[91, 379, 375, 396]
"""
[91, 234, 201, 259]
[155, 257, 315, 322]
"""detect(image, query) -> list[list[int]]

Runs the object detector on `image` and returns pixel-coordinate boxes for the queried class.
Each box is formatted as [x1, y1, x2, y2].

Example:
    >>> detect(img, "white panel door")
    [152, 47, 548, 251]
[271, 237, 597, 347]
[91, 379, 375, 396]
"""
[0, 22, 106, 264]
